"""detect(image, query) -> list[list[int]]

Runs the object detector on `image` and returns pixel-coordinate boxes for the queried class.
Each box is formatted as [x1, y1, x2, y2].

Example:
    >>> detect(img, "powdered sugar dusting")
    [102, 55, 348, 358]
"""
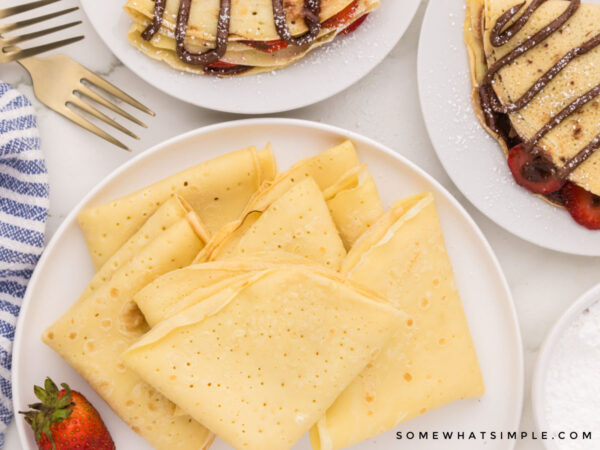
[543, 299, 600, 449]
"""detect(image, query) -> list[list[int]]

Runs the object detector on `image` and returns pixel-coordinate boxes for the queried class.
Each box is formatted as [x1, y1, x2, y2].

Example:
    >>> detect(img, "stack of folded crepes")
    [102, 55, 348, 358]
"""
[465, 0, 600, 229]
[124, 0, 379, 76]
[43, 141, 484, 450]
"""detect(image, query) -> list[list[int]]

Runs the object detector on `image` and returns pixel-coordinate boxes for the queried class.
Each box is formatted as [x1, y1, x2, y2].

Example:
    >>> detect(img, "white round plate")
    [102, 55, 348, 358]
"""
[13, 119, 522, 449]
[532, 282, 600, 450]
[78, 0, 420, 114]
[417, 0, 600, 256]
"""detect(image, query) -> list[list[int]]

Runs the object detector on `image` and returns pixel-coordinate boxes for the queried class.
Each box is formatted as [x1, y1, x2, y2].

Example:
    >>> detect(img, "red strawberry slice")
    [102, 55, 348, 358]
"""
[243, 39, 289, 53]
[507, 143, 565, 194]
[562, 182, 600, 230]
[206, 60, 239, 69]
[323, 0, 359, 29]
[341, 14, 368, 35]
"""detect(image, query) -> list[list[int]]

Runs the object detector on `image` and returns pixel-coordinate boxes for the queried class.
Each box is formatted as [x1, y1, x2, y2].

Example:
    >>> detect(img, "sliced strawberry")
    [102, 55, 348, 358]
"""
[323, 0, 359, 29]
[206, 60, 239, 69]
[562, 182, 600, 230]
[243, 39, 289, 53]
[204, 61, 251, 76]
[507, 143, 565, 194]
[341, 14, 368, 35]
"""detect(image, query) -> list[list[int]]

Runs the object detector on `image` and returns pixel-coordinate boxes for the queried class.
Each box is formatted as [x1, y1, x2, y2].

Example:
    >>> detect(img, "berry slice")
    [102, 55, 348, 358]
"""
[323, 0, 359, 29]
[206, 60, 239, 69]
[562, 182, 600, 230]
[507, 143, 565, 194]
[341, 14, 368, 35]
[242, 39, 289, 53]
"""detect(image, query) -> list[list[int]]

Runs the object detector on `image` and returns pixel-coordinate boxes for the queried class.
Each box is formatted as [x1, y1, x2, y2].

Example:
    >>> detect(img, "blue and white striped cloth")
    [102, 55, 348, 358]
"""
[0, 82, 48, 447]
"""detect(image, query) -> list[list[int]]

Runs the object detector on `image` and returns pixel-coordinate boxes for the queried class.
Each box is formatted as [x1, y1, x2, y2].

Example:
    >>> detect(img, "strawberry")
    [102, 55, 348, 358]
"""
[323, 0, 359, 29]
[242, 39, 289, 53]
[341, 14, 368, 35]
[20, 378, 115, 450]
[507, 143, 565, 194]
[206, 60, 239, 69]
[562, 182, 600, 230]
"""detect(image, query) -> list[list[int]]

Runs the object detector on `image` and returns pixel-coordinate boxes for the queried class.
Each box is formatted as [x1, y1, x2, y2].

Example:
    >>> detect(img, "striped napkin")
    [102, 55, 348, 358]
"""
[0, 82, 49, 446]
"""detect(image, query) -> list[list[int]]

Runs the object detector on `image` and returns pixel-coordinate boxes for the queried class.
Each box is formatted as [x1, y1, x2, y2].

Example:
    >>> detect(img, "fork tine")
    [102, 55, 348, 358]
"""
[58, 107, 131, 151]
[81, 71, 155, 116]
[68, 96, 140, 140]
[0, 7, 78, 33]
[76, 85, 147, 128]
[1, 21, 82, 45]
[1, 35, 84, 63]
[0, 0, 60, 19]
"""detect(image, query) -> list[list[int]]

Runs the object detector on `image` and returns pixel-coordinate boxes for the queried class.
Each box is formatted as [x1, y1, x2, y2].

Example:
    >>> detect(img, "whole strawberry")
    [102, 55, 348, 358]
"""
[20, 377, 115, 450]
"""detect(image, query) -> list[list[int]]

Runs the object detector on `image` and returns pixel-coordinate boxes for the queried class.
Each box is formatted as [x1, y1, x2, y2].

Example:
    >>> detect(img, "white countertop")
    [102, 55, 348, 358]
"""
[3, 1, 600, 449]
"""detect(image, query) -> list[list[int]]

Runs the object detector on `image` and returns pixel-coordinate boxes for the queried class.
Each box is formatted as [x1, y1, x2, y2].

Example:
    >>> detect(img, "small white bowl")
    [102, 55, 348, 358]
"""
[532, 282, 600, 450]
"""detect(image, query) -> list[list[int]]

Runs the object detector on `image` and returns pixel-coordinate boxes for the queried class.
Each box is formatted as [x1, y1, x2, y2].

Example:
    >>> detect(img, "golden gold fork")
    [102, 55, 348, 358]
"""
[1, 0, 154, 151]
[17, 55, 155, 151]
[0, 0, 83, 63]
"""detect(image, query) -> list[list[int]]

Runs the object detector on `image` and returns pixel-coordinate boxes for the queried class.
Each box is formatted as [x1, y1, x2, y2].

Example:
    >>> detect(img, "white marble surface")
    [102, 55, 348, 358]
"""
[2, 0, 600, 449]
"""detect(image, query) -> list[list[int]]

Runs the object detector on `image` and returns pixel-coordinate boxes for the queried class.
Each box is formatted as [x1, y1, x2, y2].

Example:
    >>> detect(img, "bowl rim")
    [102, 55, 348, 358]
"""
[531, 282, 600, 449]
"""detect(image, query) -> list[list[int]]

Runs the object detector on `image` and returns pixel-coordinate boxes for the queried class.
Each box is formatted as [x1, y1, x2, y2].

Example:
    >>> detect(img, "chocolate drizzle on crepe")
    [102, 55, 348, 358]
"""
[478, 0, 600, 180]
[141, 0, 324, 75]
[272, 0, 322, 46]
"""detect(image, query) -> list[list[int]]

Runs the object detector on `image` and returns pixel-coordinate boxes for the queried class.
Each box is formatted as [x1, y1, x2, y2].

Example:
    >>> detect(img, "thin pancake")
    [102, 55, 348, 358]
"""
[43, 212, 213, 450]
[311, 193, 484, 449]
[78, 146, 276, 268]
[122, 266, 403, 450]
[248, 139, 361, 209]
[197, 177, 347, 270]
[124, 0, 378, 75]
[323, 165, 384, 249]
[193, 140, 359, 263]
[81, 195, 197, 298]
[127, 23, 338, 71]
[125, 0, 358, 42]
[134, 255, 318, 327]
[466, 0, 600, 195]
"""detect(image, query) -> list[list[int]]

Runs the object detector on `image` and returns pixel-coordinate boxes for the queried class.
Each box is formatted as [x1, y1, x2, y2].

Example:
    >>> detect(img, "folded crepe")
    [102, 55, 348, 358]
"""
[122, 266, 403, 450]
[197, 177, 347, 269]
[126, 24, 339, 76]
[43, 208, 213, 450]
[81, 196, 203, 297]
[247, 140, 362, 209]
[78, 146, 276, 268]
[194, 139, 361, 263]
[124, 0, 379, 76]
[465, 0, 600, 197]
[136, 141, 374, 328]
[310, 193, 484, 449]
[323, 165, 384, 249]
[135, 255, 322, 326]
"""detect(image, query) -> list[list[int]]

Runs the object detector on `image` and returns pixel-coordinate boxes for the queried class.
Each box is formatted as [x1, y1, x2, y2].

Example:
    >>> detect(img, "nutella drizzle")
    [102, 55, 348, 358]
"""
[141, 0, 324, 74]
[141, 0, 166, 41]
[272, 0, 322, 46]
[479, 0, 600, 180]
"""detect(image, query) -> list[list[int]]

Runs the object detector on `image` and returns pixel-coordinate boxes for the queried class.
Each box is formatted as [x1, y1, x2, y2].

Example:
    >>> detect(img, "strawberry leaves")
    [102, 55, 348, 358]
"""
[20, 378, 74, 450]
